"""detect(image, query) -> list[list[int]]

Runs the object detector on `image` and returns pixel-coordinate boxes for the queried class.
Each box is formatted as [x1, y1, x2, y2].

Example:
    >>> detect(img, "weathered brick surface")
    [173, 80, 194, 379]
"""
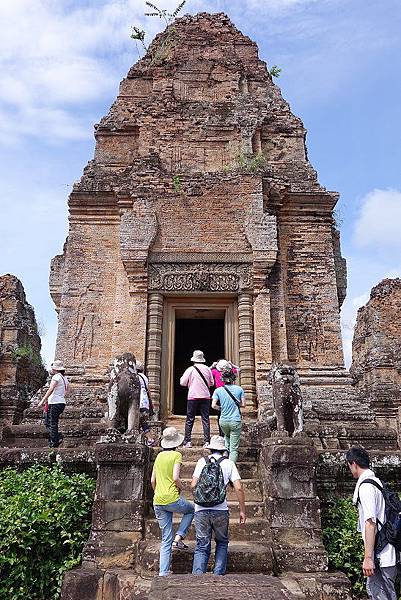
[0, 274, 47, 423]
[351, 278, 401, 429]
[51, 12, 347, 425]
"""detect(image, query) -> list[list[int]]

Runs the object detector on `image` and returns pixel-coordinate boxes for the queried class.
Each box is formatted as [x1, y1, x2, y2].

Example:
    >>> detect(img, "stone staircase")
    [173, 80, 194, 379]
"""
[137, 417, 274, 577]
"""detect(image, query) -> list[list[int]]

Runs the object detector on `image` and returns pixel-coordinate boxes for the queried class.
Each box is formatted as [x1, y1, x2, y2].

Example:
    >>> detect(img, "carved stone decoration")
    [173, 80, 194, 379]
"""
[107, 352, 140, 435]
[269, 363, 304, 437]
[148, 263, 252, 293]
[73, 283, 103, 361]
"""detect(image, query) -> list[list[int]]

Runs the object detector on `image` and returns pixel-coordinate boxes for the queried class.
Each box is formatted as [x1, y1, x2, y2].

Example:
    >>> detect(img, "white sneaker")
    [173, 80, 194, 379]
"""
[182, 441, 192, 448]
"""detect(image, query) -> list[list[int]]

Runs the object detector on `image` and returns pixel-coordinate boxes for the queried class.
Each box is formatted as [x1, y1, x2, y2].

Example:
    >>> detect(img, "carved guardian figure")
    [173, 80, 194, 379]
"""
[107, 352, 140, 433]
[269, 364, 304, 437]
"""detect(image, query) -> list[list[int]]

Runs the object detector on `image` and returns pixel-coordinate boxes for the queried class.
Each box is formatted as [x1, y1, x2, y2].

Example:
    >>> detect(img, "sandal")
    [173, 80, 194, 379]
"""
[172, 539, 188, 549]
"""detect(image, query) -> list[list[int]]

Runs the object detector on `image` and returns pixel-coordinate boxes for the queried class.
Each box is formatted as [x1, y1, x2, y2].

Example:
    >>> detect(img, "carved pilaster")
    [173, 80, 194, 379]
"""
[238, 293, 257, 407]
[146, 293, 164, 416]
[119, 205, 157, 294]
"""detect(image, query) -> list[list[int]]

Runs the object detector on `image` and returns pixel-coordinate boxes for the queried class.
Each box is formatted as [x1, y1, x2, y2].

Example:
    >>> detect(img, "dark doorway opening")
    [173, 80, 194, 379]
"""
[173, 317, 224, 415]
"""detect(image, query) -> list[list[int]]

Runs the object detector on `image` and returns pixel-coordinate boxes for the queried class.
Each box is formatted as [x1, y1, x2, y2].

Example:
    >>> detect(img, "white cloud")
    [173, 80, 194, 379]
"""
[354, 188, 401, 248]
[0, 0, 155, 144]
[341, 291, 370, 367]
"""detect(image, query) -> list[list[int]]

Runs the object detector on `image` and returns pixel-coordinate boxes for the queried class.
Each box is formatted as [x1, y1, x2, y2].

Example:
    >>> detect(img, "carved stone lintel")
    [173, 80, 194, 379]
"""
[148, 263, 252, 293]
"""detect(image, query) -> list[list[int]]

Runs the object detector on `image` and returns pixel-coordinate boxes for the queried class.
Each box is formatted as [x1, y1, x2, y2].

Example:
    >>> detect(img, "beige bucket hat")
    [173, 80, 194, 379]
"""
[161, 427, 184, 449]
[191, 350, 206, 363]
[216, 359, 231, 372]
[51, 360, 65, 371]
[206, 435, 228, 452]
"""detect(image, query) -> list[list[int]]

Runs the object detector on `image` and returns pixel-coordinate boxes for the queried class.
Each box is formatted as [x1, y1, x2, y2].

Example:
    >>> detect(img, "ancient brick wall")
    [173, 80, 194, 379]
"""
[51, 12, 347, 417]
[351, 278, 401, 427]
[0, 274, 47, 423]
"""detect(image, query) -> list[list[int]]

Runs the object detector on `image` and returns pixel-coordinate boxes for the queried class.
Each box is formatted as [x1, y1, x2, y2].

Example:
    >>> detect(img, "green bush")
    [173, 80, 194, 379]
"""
[0, 465, 95, 600]
[322, 497, 365, 596]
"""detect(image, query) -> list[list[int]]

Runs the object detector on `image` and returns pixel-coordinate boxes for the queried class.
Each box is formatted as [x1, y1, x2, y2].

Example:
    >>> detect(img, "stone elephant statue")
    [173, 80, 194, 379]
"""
[107, 352, 140, 434]
[269, 363, 304, 437]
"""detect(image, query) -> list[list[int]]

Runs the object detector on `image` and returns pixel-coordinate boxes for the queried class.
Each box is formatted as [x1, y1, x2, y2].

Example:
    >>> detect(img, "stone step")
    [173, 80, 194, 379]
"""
[177, 478, 262, 501]
[0, 423, 108, 448]
[24, 405, 105, 422]
[148, 574, 302, 600]
[150, 446, 259, 463]
[145, 500, 265, 519]
[179, 460, 259, 479]
[145, 516, 270, 542]
[138, 540, 273, 576]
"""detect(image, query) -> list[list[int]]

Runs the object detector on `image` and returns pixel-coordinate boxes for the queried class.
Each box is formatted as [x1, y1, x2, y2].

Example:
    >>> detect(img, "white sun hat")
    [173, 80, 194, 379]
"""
[190, 350, 206, 363]
[206, 435, 228, 451]
[51, 360, 65, 371]
[160, 427, 184, 449]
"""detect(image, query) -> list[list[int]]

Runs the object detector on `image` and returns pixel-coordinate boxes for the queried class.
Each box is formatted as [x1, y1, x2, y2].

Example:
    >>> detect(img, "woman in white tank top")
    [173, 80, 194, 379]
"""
[38, 360, 69, 447]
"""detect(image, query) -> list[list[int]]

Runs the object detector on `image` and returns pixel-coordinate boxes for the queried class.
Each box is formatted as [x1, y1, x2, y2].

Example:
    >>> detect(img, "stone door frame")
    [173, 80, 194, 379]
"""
[160, 296, 239, 418]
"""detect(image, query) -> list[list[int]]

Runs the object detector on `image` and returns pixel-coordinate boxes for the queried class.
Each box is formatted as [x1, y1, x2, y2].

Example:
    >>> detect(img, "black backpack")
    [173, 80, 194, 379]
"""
[358, 479, 401, 554]
[193, 456, 227, 507]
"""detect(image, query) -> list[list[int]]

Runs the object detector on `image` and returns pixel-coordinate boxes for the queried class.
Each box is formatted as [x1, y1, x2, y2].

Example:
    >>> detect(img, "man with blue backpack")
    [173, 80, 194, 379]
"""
[191, 435, 246, 575]
[346, 447, 401, 599]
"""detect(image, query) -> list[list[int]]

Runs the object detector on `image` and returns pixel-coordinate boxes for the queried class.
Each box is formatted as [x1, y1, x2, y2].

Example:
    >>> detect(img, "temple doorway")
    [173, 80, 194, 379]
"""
[173, 316, 225, 415]
[161, 297, 239, 418]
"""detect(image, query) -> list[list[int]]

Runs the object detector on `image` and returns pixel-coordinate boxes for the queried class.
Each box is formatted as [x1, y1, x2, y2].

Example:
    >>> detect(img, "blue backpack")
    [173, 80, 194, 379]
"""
[358, 479, 401, 553]
[193, 456, 227, 507]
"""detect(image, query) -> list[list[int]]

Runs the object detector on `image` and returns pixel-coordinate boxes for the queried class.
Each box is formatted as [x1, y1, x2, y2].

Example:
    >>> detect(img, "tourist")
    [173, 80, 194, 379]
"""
[210, 359, 240, 389]
[151, 427, 195, 576]
[180, 350, 214, 448]
[37, 360, 69, 448]
[191, 435, 246, 575]
[212, 369, 245, 463]
[346, 446, 400, 599]
[136, 360, 156, 447]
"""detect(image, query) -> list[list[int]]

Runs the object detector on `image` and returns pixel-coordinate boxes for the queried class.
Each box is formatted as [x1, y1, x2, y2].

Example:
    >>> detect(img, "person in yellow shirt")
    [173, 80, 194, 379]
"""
[151, 427, 195, 576]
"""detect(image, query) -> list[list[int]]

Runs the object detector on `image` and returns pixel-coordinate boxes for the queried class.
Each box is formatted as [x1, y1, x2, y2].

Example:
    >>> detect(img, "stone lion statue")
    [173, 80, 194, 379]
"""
[269, 363, 304, 437]
[107, 352, 140, 434]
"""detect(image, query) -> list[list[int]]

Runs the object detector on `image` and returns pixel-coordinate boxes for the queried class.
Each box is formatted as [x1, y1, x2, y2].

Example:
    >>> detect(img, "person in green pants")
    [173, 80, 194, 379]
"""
[211, 369, 245, 463]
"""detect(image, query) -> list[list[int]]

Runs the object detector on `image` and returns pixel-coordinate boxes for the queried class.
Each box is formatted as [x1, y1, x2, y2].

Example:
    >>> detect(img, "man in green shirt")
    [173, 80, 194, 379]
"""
[151, 427, 195, 576]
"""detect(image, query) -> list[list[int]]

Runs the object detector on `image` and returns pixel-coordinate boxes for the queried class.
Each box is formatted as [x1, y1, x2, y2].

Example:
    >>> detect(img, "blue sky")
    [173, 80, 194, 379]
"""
[0, 0, 400, 367]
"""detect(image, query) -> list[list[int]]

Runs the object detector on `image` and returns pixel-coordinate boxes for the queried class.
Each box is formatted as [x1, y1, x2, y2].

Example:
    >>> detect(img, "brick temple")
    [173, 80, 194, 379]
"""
[1, 12, 401, 600]
[49, 12, 358, 436]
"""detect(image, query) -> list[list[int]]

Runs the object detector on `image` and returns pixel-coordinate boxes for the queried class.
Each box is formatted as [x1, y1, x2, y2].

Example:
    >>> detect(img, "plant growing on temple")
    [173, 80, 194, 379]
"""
[322, 497, 365, 596]
[12, 343, 43, 367]
[269, 65, 282, 78]
[131, 0, 187, 59]
[229, 151, 267, 173]
[0, 465, 96, 600]
[172, 174, 183, 192]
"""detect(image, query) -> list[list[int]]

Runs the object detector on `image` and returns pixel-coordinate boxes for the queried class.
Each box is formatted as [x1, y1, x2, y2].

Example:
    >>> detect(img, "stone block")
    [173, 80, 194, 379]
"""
[283, 572, 352, 600]
[97, 464, 144, 499]
[95, 443, 148, 465]
[274, 547, 328, 573]
[269, 498, 322, 529]
[92, 499, 144, 531]
[60, 567, 103, 600]
[148, 574, 299, 600]
[272, 527, 323, 548]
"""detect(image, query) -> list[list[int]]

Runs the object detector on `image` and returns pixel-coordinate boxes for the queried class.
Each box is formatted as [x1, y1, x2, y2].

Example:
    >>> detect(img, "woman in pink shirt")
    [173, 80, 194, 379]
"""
[180, 350, 214, 448]
[211, 359, 240, 389]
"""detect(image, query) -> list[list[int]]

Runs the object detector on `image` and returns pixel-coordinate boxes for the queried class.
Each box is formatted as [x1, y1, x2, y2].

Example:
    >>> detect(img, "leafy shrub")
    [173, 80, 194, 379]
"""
[11, 343, 43, 367]
[322, 497, 365, 596]
[0, 465, 95, 600]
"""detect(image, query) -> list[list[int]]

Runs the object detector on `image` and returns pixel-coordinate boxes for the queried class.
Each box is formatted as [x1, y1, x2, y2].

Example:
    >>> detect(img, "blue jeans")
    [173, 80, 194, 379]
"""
[154, 497, 194, 576]
[192, 510, 229, 575]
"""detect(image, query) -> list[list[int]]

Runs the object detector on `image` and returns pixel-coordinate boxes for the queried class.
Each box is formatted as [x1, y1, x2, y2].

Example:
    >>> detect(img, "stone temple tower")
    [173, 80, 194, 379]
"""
[50, 13, 360, 437]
